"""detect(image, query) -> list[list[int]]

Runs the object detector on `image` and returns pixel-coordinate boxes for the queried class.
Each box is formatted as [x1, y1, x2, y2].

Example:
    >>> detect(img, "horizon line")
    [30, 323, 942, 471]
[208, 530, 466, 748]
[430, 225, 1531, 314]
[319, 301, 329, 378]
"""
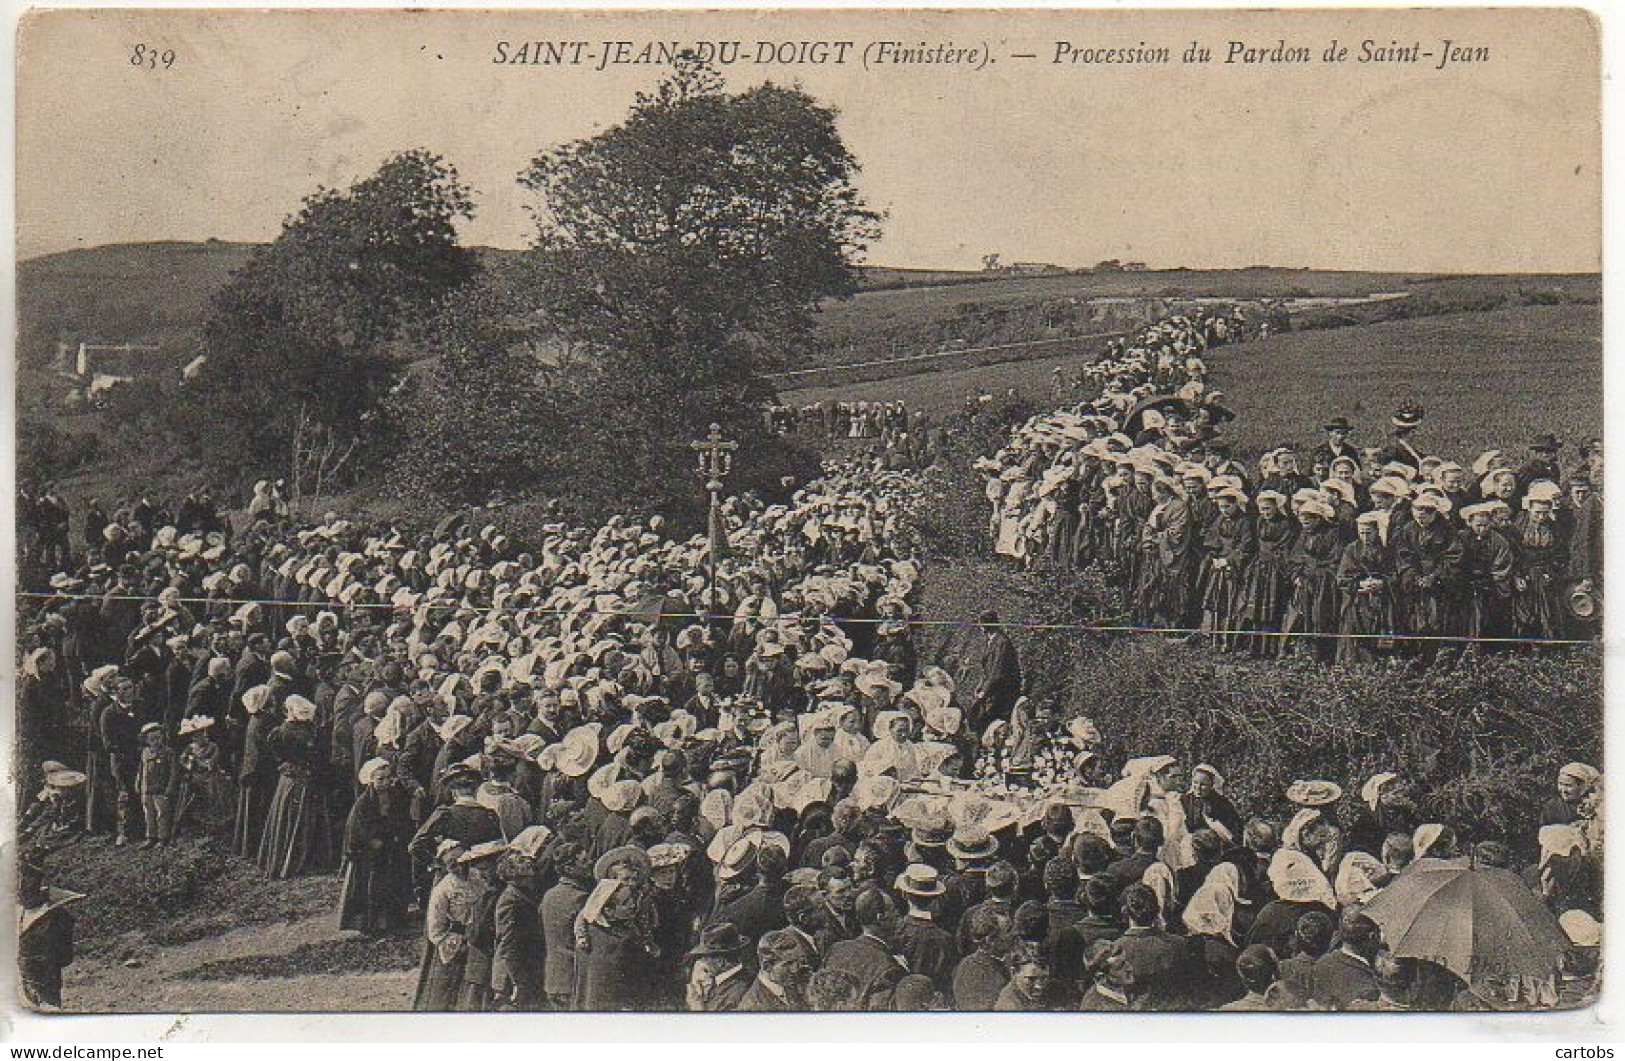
[16, 238, 1603, 279]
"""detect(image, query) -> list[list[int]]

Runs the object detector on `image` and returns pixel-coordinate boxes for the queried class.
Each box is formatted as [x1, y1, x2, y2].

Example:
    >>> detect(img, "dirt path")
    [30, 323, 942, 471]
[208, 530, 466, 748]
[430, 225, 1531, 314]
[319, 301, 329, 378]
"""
[65, 911, 416, 1013]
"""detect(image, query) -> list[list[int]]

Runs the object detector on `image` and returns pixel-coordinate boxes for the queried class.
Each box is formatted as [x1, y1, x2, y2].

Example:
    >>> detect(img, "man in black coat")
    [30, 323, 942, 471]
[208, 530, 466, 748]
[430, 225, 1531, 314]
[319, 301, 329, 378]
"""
[893, 865, 956, 995]
[1513, 434, 1564, 501]
[1103, 817, 1164, 893]
[684, 923, 753, 1012]
[98, 678, 142, 846]
[491, 852, 547, 1010]
[823, 887, 909, 1010]
[1375, 406, 1428, 472]
[800, 799, 864, 869]
[184, 657, 233, 740]
[963, 612, 1021, 735]
[1311, 417, 1362, 473]
[1108, 884, 1205, 1011]
[734, 930, 813, 1011]
[407, 766, 502, 906]
[1308, 911, 1382, 1010]
[708, 845, 789, 941]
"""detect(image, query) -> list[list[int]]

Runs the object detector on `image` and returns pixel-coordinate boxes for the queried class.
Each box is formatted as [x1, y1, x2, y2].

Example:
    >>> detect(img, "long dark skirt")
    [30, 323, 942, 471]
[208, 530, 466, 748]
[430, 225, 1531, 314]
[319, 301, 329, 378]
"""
[1282, 574, 1339, 662]
[232, 775, 273, 858]
[1336, 588, 1398, 664]
[338, 845, 413, 933]
[257, 774, 334, 878]
[414, 942, 467, 1011]
[85, 751, 114, 833]
[457, 980, 493, 1012]
[575, 927, 651, 1010]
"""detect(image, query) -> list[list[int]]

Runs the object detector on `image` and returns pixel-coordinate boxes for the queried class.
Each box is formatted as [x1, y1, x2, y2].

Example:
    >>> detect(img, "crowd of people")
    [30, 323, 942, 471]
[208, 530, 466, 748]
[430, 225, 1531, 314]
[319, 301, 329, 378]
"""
[15, 306, 1603, 1014]
[981, 312, 1603, 659]
[766, 399, 948, 473]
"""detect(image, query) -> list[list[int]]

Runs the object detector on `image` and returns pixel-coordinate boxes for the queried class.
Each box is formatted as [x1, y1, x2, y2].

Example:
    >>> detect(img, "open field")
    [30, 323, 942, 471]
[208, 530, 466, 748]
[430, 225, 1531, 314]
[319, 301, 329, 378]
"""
[812, 269, 1599, 360]
[21, 239, 1597, 399]
[788, 303, 1602, 460]
[1214, 303, 1602, 457]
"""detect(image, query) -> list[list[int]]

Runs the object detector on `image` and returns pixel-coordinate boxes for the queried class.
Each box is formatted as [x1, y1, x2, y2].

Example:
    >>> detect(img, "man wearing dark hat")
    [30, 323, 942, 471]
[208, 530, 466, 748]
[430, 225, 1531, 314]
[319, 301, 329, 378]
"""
[685, 922, 753, 1012]
[1312, 416, 1361, 473]
[1514, 433, 1564, 500]
[408, 764, 502, 907]
[1376, 406, 1427, 472]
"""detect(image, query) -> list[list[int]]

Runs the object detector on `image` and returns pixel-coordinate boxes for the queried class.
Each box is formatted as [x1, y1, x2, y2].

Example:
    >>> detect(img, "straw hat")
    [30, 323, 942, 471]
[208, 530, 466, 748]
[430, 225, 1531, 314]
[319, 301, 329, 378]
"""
[554, 725, 601, 778]
[600, 779, 644, 814]
[946, 826, 999, 862]
[1285, 780, 1343, 807]
[894, 864, 946, 898]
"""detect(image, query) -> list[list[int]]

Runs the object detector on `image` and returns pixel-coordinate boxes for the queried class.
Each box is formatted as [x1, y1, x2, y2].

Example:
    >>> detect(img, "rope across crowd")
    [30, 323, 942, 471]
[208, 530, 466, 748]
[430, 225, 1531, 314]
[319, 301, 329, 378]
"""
[14, 308, 1603, 1014]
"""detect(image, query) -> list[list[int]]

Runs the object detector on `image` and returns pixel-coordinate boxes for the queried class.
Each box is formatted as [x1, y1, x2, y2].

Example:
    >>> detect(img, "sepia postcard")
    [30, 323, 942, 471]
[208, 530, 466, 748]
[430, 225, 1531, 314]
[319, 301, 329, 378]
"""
[10, 4, 1606, 1029]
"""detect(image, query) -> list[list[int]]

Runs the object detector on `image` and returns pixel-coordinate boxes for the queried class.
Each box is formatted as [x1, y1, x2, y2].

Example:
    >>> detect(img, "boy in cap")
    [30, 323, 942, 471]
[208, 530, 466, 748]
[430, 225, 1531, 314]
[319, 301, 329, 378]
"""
[136, 722, 180, 848]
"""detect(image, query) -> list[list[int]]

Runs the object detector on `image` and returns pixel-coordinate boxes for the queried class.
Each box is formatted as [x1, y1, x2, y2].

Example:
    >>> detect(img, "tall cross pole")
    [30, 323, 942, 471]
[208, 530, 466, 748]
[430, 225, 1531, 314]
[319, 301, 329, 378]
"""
[691, 422, 737, 624]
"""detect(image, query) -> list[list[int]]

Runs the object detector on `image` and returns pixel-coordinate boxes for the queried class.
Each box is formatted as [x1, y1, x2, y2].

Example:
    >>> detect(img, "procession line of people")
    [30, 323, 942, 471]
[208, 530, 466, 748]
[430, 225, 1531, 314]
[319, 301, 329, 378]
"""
[981, 311, 1602, 662]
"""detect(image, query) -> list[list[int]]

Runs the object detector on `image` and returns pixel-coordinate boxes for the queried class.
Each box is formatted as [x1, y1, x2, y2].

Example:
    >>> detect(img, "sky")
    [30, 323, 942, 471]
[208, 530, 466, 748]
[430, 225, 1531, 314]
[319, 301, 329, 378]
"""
[16, 7, 1601, 272]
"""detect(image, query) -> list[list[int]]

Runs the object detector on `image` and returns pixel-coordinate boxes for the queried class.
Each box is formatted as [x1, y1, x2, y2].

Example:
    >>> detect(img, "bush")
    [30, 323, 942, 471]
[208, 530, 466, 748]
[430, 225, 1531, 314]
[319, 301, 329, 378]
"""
[1061, 637, 1600, 851]
[18, 419, 102, 484]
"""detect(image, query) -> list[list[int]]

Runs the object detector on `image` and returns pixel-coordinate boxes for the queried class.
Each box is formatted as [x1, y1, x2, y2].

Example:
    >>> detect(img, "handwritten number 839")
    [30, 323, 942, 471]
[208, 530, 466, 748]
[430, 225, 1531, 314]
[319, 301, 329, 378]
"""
[130, 44, 176, 69]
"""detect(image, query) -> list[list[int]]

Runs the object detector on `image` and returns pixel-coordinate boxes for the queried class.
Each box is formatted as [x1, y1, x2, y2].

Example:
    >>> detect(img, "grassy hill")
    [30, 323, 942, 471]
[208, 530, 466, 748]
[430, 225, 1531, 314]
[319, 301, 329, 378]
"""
[15, 240, 1601, 503]
[18, 239, 1598, 398]
[787, 302, 1603, 463]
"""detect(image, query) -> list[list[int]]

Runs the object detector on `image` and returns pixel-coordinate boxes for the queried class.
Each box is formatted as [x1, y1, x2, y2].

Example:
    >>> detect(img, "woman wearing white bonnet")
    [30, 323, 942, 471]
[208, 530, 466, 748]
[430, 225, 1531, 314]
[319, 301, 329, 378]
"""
[1545, 762, 1601, 826]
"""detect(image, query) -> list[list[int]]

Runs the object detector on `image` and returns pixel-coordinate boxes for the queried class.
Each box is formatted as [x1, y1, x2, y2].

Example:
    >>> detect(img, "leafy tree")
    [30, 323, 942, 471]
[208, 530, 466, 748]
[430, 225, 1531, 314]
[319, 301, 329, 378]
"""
[386, 257, 566, 505]
[514, 56, 878, 521]
[185, 150, 477, 479]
